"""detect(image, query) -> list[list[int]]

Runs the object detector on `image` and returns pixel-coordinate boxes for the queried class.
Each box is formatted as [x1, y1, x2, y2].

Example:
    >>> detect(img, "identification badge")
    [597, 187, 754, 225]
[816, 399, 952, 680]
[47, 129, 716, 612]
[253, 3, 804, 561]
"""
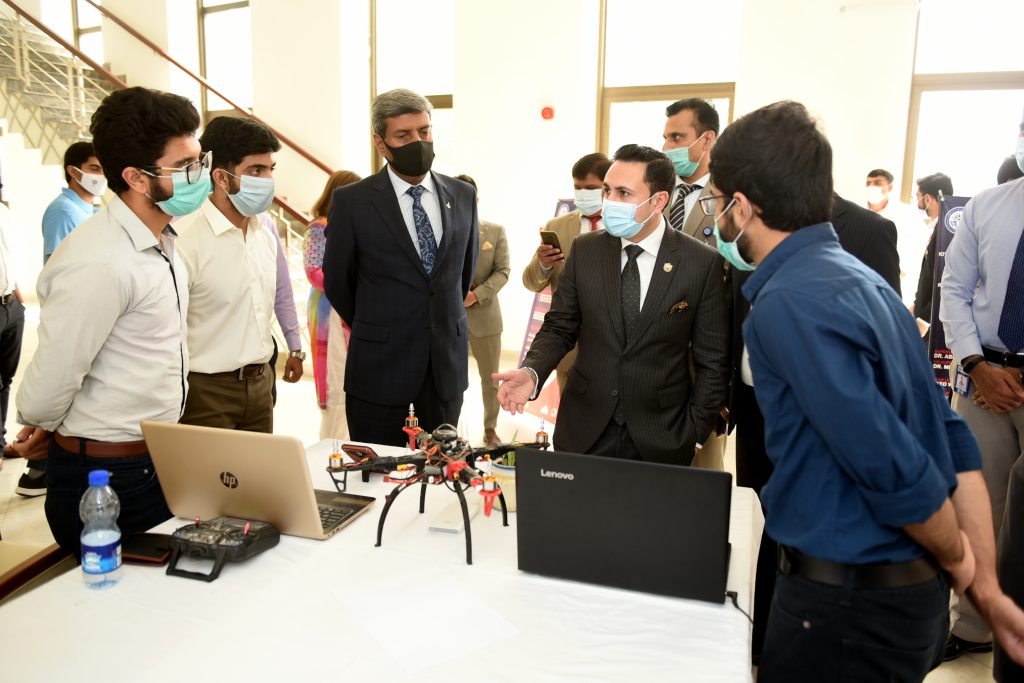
[954, 365, 971, 397]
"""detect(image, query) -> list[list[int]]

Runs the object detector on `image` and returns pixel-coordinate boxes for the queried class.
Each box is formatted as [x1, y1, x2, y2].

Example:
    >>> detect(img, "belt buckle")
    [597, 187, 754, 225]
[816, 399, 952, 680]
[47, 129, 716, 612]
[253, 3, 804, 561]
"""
[0, 293, 10, 305]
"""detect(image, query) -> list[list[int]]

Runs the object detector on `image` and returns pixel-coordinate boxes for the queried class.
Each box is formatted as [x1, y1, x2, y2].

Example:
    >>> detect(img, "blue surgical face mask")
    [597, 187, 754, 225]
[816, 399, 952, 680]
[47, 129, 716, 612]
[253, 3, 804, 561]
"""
[665, 132, 707, 178]
[714, 199, 756, 272]
[148, 168, 211, 217]
[602, 194, 659, 239]
[1016, 136, 1024, 175]
[224, 171, 276, 216]
[574, 188, 603, 217]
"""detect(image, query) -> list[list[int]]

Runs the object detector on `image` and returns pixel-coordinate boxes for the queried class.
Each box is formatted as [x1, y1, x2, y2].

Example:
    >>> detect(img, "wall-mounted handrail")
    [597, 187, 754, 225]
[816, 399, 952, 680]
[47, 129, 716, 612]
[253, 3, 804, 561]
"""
[82, 0, 332, 176]
[0, 0, 128, 89]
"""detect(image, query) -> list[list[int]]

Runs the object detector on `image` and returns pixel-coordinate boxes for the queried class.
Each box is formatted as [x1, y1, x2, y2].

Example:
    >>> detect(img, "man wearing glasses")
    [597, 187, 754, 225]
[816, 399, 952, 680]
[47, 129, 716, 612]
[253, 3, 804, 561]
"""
[13, 87, 203, 555]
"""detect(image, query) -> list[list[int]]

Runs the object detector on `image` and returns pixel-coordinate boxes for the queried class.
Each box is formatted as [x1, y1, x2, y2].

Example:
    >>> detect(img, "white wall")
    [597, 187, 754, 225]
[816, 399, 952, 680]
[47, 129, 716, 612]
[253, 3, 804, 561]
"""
[735, 0, 918, 201]
[453, 0, 600, 354]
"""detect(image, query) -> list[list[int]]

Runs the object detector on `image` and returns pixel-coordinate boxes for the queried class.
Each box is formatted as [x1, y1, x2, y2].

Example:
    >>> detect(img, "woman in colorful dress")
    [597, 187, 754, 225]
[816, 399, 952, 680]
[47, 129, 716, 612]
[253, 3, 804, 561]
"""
[304, 170, 361, 439]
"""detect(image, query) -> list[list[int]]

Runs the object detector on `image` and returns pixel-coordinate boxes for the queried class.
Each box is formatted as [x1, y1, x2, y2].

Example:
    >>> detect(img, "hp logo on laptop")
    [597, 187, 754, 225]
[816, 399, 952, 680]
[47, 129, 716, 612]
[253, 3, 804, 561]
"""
[220, 471, 238, 489]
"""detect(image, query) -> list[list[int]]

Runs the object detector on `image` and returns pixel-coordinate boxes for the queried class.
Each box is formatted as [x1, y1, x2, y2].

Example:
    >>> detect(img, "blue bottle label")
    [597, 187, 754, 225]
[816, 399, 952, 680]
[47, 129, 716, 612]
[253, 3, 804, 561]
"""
[82, 540, 122, 574]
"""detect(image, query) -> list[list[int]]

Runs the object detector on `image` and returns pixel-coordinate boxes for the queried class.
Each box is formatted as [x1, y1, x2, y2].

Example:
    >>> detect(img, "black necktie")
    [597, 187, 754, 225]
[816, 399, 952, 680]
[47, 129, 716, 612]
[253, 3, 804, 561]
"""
[998, 227, 1024, 352]
[622, 244, 644, 342]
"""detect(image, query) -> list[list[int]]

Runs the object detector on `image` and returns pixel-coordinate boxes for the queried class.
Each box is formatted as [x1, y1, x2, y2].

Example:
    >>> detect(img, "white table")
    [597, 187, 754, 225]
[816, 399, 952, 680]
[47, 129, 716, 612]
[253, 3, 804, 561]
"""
[1, 440, 764, 683]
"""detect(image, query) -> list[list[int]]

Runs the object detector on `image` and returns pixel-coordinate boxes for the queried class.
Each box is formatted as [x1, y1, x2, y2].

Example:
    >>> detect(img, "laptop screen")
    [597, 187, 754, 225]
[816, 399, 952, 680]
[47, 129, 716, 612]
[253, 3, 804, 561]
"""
[515, 448, 732, 603]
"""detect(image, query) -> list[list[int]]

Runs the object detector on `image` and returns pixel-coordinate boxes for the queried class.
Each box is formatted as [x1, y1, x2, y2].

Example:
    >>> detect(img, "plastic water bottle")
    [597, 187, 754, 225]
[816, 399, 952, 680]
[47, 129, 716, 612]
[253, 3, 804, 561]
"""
[80, 469, 122, 589]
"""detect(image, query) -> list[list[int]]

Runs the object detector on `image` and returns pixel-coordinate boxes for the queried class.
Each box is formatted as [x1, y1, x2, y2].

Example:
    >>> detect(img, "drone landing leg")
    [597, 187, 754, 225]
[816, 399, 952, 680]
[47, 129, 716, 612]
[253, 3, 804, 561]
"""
[497, 491, 509, 527]
[454, 482, 472, 565]
[375, 482, 412, 548]
[419, 480, 428, 514]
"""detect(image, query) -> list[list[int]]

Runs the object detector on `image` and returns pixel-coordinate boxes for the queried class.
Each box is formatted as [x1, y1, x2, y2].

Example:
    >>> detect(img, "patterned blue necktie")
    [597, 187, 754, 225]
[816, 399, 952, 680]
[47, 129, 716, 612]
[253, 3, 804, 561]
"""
[997, 226, 1024, 352]
[669, 183, 701, 231]
[406, 185, 437, 275]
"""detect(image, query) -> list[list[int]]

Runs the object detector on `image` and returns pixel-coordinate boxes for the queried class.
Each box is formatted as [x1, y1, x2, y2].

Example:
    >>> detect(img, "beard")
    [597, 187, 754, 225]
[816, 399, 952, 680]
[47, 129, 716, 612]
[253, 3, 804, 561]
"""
[720, 208, 755, 262]
[146, 176, 173, 205]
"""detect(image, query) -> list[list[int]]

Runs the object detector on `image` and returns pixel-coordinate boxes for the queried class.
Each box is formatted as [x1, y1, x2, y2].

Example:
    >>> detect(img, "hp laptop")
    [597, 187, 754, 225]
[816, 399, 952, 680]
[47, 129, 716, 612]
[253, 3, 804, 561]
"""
[142, 422, 374, 540]
[515, 448, 732, 603]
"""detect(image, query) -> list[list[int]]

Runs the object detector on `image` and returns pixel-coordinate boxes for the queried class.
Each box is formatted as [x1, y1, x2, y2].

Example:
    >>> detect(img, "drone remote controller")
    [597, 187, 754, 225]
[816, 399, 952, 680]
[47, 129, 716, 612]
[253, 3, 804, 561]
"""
[166, 516, 280, 582]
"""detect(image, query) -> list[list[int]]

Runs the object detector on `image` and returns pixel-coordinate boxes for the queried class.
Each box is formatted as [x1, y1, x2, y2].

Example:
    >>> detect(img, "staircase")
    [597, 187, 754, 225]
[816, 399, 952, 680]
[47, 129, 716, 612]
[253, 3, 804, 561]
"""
[0, 3, 312, 349]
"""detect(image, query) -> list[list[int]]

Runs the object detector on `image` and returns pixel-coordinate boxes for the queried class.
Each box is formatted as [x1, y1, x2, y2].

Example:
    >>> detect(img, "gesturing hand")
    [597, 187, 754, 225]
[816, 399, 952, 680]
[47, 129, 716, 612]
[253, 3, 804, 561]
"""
[493, 369, 536, 415]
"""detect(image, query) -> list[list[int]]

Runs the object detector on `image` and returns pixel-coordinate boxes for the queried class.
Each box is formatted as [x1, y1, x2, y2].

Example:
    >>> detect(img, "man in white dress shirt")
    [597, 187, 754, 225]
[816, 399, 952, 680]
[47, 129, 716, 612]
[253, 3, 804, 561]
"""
[14, 87, 203, 555]
[175, 116, 297, 433]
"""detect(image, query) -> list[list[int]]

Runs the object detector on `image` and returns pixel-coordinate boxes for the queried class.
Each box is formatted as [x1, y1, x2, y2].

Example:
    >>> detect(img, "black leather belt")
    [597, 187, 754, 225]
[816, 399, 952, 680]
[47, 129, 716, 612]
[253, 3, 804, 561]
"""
[204, 363, 267, 380]
[982, 347, 1024, 368]
[779, 546, 939, 589]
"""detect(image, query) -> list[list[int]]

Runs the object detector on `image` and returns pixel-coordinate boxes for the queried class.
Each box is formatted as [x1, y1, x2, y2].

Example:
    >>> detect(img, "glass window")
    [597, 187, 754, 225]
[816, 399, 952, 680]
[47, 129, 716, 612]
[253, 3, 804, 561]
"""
[203, 6, 252, 111]
[910, 88, 1024, 198]
[604, 0, 740, 87]
[78, 30, 104, 65]
[76, 0, 101, 29]
[375, 0, 454, 96]
[607, 96, 731, 155]
[915, 0, 1024, 74]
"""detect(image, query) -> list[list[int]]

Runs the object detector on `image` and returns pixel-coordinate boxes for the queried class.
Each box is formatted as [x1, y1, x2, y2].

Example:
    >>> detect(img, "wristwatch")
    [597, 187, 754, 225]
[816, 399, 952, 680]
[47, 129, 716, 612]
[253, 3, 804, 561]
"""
[961, 355, 985, 375]
[287, 350, 306, 361]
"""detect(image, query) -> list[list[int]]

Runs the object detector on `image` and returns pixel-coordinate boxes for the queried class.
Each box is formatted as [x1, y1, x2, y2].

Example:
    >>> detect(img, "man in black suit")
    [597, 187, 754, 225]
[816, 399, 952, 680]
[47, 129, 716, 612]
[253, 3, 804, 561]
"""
[323, 88, 478, 446]
[496, 145, 730, 465]
[729, 191, 901, 662]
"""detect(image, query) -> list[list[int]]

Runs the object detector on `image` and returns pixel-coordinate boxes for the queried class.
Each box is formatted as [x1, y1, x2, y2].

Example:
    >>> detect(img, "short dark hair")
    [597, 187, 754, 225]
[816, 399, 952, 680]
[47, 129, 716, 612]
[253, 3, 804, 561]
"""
[709, 101, 833, 232]
[63, 141, 95, 183]
[200, 116, 281, 173]
[916, 173, 953, 201]
[571, 153, 611, 181]
[611, 144, 675, 197]
[997, 156, 1024, 185]
[90, 87, 200, 195]
[665, 98, 721, 136]
[867, 168, 894, 184]
[454, 174, 476, 190]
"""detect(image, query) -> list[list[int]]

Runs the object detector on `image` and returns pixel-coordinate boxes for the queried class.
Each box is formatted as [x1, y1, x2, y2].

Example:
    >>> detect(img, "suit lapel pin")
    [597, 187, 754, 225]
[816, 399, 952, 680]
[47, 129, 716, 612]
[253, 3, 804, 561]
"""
[670, 301, 688, 314]
[446, 201, 451, 209]
[663, 263, 673, 273]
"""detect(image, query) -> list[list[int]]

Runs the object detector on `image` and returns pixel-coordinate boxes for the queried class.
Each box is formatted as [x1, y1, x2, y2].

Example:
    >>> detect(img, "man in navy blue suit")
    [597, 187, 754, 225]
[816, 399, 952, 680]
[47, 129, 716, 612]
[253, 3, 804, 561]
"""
[323, 89, 478, 446]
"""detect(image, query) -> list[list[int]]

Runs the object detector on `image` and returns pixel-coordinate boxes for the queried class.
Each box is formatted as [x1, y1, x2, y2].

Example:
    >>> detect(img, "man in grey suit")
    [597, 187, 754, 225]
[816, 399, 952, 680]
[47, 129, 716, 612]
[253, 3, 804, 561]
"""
[454, 174, 510, 448]
[663, 98, 718, 245]
[495, 145, 730, 465]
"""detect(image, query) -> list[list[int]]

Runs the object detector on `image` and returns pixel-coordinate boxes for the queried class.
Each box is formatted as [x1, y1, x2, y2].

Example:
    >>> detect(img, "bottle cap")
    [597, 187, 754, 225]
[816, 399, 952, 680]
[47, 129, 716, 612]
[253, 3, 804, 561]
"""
[88, 469, 110, 487]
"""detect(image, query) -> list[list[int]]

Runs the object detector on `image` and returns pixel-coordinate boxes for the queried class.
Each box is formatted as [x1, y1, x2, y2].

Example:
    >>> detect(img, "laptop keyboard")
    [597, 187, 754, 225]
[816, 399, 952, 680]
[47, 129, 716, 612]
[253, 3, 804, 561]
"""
[319, 505, 355, 530]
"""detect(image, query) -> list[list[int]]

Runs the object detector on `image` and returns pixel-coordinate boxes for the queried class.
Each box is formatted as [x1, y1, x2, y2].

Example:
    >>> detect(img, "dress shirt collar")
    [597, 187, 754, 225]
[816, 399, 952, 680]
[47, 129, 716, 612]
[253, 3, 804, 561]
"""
[107, 194, 175, 252]
[199, 197, 257, 237]
[620, 214, 666, 257]
[741, 222, 837, 303]
[675, 172, 710, 189]
[387, 164, 437, 199]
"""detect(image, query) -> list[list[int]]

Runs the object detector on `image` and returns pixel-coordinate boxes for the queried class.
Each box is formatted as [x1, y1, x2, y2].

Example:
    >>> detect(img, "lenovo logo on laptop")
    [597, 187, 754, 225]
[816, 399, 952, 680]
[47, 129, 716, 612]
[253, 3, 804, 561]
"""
[220, 471, 238, 489]
[540, 468, 574, 481]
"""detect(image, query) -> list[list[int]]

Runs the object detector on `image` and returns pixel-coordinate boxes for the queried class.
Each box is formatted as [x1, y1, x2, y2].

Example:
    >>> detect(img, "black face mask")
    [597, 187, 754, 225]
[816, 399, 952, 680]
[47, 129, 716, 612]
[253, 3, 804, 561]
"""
[385, 140, 435, 177]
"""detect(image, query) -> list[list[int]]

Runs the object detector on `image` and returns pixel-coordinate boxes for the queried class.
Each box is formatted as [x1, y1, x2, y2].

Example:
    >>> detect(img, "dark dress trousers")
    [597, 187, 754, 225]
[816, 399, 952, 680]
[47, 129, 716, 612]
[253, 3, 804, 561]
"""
[322, 168, 478, 443]
[523, 228, 730, 465]
[729, 192, 903, 660]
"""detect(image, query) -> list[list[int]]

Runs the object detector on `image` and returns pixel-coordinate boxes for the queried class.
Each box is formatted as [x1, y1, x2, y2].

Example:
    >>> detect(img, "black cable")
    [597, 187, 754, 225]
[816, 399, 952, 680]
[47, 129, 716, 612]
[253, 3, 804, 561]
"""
[726, 591, 754, 624]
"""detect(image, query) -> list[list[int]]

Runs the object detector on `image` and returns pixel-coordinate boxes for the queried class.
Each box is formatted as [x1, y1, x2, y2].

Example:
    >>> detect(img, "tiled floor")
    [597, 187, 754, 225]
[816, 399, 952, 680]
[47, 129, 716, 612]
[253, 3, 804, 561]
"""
[0, 305, 999, 680]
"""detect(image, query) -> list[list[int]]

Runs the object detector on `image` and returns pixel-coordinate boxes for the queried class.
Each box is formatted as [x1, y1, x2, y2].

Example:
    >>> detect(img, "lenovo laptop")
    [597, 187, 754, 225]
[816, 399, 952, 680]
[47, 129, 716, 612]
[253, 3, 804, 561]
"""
[515, 448, 732, 603]
[142, 422, 374, 540]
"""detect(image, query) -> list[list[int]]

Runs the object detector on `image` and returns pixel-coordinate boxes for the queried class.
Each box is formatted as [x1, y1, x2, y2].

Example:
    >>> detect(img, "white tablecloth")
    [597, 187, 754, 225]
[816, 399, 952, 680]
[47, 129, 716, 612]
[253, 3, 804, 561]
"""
[1, 440, 764, 683]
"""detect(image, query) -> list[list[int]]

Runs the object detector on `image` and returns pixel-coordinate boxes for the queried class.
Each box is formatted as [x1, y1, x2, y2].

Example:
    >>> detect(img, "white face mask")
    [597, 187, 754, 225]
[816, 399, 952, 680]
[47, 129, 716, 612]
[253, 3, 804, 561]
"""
[573, 188, 604, 217]
[865, 185, 886, 206]
[73, 167, 107, 196]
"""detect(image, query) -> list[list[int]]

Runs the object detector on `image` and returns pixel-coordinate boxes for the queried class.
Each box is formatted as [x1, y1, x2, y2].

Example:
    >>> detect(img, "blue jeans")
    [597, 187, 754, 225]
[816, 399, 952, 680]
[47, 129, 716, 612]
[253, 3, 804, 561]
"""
[759, 571, 949, 683]
[44, 438, 172, 556]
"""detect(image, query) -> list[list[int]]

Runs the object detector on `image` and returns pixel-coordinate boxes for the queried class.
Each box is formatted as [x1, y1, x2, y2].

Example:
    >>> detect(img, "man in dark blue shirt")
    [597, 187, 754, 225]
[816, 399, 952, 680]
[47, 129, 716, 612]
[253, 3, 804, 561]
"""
[706, 100, 1024, 681]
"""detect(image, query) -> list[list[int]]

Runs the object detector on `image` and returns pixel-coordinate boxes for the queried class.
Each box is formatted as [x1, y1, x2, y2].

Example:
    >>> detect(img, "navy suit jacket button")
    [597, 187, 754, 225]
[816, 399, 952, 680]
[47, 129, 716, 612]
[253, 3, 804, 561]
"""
[611, 389, 619, 397]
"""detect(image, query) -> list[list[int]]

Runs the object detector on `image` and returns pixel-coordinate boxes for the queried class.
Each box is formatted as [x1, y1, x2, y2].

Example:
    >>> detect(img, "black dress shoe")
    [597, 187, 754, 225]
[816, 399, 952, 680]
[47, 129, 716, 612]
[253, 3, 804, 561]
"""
[943, 633, 993, 661]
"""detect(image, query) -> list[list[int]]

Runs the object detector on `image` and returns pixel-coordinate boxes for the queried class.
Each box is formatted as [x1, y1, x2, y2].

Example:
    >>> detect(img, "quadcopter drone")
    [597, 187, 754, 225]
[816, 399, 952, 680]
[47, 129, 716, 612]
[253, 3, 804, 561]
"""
[326, 405, 550, 564]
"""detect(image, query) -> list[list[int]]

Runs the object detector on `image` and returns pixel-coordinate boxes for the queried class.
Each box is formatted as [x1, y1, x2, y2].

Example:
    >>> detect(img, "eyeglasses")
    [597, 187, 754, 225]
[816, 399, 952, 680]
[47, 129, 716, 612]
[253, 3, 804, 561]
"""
[139, 151, 212, 185]
[698, 194, 730, 217]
